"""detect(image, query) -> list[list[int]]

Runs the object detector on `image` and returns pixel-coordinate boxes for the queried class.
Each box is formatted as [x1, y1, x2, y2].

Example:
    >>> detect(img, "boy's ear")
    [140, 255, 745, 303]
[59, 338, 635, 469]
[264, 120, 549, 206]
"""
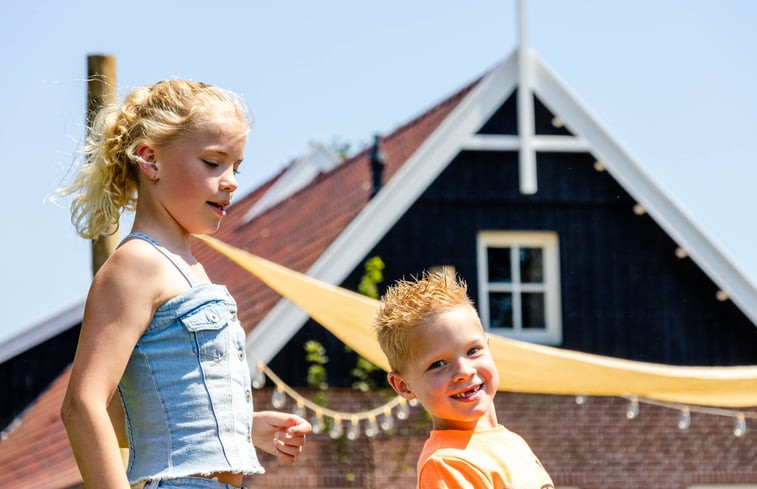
[387, 371, 415, 400]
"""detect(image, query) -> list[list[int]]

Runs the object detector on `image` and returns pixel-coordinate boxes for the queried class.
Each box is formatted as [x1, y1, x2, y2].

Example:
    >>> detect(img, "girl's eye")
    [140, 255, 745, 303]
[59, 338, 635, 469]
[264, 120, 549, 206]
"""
[467, 346, 482, 356]
[233, 166, 241, 175]
[203, 160, 219, 168]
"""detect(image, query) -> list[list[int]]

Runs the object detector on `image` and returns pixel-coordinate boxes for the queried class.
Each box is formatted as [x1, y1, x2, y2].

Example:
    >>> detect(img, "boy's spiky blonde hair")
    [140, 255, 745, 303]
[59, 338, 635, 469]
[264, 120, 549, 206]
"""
[374, 269, 475, 373]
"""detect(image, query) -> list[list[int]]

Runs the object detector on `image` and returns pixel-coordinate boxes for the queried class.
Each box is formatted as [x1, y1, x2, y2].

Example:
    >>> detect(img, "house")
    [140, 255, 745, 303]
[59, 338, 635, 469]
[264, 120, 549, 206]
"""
[2, 31, 756, 489]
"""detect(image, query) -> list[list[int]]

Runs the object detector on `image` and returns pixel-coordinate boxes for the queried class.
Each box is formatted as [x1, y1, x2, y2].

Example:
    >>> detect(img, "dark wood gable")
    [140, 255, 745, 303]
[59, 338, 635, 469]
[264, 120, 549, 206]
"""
[270, 88, 756, 387]
[369, 90, 757, 366]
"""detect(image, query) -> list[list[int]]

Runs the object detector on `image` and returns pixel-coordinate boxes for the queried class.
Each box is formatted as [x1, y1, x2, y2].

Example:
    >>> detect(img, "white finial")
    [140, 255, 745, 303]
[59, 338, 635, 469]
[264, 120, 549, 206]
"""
[517, 0, 536, 194]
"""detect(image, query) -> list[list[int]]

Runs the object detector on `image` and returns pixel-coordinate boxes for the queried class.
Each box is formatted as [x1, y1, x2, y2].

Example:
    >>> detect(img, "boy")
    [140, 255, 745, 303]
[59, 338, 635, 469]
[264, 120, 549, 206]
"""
[374, 271, 555, 489]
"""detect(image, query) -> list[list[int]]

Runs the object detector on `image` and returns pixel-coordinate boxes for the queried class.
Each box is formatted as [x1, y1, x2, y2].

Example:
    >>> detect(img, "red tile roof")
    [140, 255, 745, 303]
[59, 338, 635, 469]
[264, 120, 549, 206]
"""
[0, 76, 479, 488]
[0, 366, 81, 489]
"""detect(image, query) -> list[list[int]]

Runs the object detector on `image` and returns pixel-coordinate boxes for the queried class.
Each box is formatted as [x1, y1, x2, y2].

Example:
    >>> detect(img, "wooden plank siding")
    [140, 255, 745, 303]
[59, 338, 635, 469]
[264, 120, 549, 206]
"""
[0, 325, 80, 430]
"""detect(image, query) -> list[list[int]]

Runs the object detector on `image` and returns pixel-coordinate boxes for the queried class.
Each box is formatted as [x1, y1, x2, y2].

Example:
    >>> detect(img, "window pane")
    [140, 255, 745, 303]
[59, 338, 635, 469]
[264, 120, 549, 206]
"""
[487, 247, 511, 283]
[489, 292, 513, 328]
[519, 247, 544, 283]
[521, 292, 545, 329]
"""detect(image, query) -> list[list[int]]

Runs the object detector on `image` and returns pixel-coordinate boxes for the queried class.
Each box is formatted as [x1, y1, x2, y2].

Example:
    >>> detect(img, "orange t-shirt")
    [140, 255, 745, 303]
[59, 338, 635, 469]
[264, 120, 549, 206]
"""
[417, 425, 555, 489]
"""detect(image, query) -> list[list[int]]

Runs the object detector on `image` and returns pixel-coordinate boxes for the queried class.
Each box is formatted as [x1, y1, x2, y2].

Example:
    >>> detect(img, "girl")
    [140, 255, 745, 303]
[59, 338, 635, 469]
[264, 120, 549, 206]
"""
[59, 80, 310, 489]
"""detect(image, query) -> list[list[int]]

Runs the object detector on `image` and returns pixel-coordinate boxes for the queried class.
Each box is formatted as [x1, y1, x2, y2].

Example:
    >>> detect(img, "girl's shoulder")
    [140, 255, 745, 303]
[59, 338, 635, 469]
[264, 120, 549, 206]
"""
[92, 237, 180, 308]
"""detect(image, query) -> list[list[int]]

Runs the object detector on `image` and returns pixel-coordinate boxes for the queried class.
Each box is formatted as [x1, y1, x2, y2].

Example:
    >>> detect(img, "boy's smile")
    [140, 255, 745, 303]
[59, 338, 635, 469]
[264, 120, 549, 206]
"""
[388, 305, 500, 431]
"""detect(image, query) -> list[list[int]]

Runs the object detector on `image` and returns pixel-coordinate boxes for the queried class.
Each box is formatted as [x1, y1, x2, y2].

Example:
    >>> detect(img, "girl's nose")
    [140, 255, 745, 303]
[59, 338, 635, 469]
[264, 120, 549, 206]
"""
[220, 168, 238, 193]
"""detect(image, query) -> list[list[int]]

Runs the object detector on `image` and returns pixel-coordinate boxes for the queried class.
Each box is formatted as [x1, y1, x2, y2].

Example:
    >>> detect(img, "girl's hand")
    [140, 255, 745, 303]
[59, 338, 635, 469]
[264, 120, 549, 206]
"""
[252, 411, 311, 463]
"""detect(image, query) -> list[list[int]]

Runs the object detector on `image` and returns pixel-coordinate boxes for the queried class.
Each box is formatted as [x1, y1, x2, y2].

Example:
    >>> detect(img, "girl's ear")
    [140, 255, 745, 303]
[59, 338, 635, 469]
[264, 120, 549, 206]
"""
[135, 144, 159, 177]
[387, 372, 415, 400]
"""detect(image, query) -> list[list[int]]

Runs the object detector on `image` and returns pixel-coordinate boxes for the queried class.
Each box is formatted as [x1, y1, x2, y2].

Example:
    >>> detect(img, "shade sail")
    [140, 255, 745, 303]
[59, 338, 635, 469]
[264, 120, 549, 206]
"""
[197, 235, 757, 408]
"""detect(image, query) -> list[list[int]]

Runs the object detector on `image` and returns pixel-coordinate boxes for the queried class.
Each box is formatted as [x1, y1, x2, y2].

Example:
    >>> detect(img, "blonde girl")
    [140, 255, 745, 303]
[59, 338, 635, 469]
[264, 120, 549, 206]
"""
[60, 80, 310, 489]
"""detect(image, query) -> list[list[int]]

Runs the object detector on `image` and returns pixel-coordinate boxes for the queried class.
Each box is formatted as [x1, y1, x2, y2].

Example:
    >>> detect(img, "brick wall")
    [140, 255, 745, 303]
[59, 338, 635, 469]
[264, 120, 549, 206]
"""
[247, 389, 757, 489]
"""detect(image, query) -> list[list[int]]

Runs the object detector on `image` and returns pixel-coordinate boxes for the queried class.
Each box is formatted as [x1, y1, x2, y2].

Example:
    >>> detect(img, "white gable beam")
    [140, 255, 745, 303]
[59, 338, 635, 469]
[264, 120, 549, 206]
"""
[462, 134, 590, 152]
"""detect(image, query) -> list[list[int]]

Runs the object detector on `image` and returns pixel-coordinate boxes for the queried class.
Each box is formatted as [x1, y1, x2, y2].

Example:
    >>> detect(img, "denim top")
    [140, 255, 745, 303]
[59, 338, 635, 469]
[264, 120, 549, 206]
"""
[117, 233, 264, 484]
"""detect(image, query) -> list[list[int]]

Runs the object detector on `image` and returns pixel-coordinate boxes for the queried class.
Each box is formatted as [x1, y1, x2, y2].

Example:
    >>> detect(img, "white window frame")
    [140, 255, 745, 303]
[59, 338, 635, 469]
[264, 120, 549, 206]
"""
[476, 231, 562, 344]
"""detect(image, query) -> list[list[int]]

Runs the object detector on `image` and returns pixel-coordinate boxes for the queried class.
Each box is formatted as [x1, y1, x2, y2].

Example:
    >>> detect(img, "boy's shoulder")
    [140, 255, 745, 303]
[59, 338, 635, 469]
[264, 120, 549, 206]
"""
[417, 426, 554, 489]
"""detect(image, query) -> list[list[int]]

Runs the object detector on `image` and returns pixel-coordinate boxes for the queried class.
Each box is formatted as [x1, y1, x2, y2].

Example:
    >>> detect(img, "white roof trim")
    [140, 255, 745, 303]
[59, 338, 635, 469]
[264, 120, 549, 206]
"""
[248, 48, 757, 365]
[0, 300, 84, 364]
[530, 52, 757, 325]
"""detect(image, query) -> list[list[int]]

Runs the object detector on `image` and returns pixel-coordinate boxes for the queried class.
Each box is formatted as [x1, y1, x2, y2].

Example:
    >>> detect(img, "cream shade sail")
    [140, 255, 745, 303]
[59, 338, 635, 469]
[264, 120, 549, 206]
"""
[197, 235, 757, 408]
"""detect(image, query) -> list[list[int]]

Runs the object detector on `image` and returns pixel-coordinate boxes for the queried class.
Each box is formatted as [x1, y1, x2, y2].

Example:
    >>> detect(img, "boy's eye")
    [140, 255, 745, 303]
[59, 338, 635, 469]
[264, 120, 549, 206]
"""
[203, 159, 219, 168]
[467, 346, 482, 356]
[427, 360, 446, 371]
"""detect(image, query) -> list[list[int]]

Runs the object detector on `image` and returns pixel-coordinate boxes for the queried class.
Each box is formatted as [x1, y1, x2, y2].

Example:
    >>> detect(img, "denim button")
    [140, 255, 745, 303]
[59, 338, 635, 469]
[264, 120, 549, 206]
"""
[238, 350, 244, 361]
[208, 313, 218, 322]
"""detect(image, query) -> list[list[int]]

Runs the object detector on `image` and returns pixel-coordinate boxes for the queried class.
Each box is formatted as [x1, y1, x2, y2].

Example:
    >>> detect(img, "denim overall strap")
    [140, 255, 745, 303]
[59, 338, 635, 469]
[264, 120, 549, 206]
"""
[121, 232, 197, 287]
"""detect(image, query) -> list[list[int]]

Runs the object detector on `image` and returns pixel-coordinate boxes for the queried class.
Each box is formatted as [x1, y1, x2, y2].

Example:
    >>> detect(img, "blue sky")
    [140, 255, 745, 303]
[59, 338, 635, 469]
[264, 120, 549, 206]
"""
[1, 1, 755, 344]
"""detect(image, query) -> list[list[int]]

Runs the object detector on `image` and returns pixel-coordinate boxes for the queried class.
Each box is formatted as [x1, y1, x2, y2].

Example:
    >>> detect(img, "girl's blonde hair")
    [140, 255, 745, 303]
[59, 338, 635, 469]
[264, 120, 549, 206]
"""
[57, 80, 251, 239]
[374, 269, 475, 373]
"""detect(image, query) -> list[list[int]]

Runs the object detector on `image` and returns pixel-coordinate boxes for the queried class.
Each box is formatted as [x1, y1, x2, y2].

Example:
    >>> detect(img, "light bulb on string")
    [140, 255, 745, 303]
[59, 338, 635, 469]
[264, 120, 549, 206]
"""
[293, 400, 306, 419]
[365, 416, 379, 437]
[409, 398, 419, 407]
[625, 397, 639, 419]
[396, 399, 410, 420]
[574, 395, 588, 405]
[251, 367, 266, 389]
[271, 387, 286, 409]
[346, 417, 361, 440]
[677, 408, 691, 430]
[380, 409, 395, 431]
[329, 416, 344, 439]
[733, 414, 747, 438]
[310, 412, 325, 435]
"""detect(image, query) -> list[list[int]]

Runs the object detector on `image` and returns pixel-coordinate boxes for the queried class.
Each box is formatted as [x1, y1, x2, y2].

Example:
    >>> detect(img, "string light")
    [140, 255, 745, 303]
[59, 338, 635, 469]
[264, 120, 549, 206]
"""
[677, 408, 691, 430]
[625, 397, 640, 419]
[396, 399, 410, 420]
[271, 386, 286, 409]
[251, 368, 266, 389]
[329, 416, 344, 439]
[251, 362, 414, 440]
[293, 399, 306, 419]
[733, 414, 747, 438]
[619, 395, 756, 437]
[251, 361, 754, 440]
[310, 411, 325, 434]
[380, 408, 395, 431]
[346, 417, 361, 440]
[365, 416, 380, 437]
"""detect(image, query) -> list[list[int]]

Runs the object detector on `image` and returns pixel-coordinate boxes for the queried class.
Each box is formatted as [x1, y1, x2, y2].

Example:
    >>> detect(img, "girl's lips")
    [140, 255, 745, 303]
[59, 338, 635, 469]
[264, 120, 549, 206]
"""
[208, 201, 227, 216]
[451, 384, 483, 399]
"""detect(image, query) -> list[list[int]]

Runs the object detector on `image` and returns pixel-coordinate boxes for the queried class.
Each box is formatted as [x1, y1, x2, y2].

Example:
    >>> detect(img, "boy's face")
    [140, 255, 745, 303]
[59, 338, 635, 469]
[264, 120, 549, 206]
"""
[388, 306, 499, 431]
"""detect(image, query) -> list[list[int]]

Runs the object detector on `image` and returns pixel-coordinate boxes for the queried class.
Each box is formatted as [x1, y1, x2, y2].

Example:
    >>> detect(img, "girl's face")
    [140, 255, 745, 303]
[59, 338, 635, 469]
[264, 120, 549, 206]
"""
[150, 115, 248, 236]
[388, 306, 499, 431]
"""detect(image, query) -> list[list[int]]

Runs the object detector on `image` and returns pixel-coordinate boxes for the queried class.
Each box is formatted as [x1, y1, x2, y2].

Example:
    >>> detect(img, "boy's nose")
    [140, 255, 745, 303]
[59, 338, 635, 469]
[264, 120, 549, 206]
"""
[452, 358, 476, 380]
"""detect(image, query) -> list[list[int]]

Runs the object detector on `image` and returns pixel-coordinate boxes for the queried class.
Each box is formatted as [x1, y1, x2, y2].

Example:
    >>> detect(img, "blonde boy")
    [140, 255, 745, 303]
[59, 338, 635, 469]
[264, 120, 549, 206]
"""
[375, 271, 554, 489]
